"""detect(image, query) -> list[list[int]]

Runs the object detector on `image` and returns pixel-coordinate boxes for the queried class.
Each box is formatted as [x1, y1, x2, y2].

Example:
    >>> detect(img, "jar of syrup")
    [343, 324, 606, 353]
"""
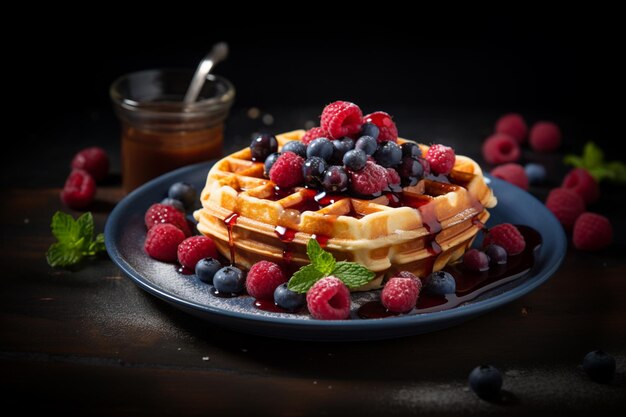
[110, 69, 235, 192]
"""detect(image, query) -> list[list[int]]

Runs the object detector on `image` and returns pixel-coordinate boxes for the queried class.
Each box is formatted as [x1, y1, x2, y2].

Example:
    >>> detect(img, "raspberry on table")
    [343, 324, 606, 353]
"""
[144, 223, 186, 262]
[246, 261, 287, 299]
[573, 213, 613, 251]
[529, 121, 562, 152]
[362, 111, 398, 143]
[425, 144, 455, 175]
[381, 276, 421, 313]
[269, 151, 305, 188]
[495, 113, 527, 143]
[144, 203, 191, 236]
[306, 276, 351, 320]
[177, 236, 218, 269]
[71, 147, 110, 182]
[482, 133, 521, 165]
[349, 161, 389, 195]
[483, 223, 526, 255]
[60, 169, 96, 210]
[562, 168, 600, 205]
[491, 163, 529, 191]
[301, 127, 328, 145]
[545, 188, 585, 230]
[321, 101, 363, 139]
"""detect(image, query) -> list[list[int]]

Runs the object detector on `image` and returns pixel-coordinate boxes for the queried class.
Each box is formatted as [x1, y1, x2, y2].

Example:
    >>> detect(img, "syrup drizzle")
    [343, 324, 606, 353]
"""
[223, 212, 239, 265]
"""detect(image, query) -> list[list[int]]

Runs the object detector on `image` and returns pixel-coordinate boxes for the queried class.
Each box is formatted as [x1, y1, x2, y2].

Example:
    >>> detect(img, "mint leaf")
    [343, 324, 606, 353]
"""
[76, 212, 95, 248]
[46, 242, 82, 267]
[563, 154, 584, 168]
[288, 264, 325, 293]
[332, 261, 375, 289]
[583, 142, 604, 169]
[307, 239, 335, 275]
[47, 211, 106, 268]
[51, 211, 80, 244]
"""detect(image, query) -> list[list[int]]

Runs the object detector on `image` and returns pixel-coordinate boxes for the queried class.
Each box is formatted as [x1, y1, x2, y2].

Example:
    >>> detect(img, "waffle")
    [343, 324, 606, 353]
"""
[194, 130, 497, 290]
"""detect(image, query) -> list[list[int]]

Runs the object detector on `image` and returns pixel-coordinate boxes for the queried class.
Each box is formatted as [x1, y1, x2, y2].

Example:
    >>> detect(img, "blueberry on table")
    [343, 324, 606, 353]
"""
[469, 365, 503, 400]
[213, 266, 245, 294]
[281, 141, 307, 158]
[343, 149, 367, 171]
[195, 257, 223, 284]
[168, 182, 197, 211]
[306, 137, 334, 161]
[583, 350, 616, 383]
[355, 135, 377, 156]
[373, 141, 402, 168]
[274, 283, 306, 311]
[424, 271, 456, 295]
[525, 163, 547, 185]
[250, 133, 278, 162]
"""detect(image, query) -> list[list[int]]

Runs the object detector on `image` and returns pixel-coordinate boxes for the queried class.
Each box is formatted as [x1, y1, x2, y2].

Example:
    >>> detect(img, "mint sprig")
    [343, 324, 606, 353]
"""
[564, 141, 626, 183]
[46, 211, 106, 268]
[287, 239, 375, 293]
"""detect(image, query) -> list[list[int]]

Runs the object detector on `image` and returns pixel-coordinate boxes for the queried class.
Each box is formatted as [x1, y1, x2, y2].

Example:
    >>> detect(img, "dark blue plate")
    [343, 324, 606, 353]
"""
[105, 161, 566, 341]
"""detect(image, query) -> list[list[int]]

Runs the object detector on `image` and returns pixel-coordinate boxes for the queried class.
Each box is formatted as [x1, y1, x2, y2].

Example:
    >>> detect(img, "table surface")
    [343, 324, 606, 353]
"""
[1, 107, 624, 416]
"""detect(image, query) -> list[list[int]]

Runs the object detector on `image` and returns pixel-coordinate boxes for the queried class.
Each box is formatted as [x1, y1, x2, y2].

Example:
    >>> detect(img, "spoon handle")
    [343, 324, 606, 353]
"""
[183, 42, 229, 104]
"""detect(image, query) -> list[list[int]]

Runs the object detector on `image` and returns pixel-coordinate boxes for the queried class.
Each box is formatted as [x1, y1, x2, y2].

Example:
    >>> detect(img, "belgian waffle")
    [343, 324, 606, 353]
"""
[194, 130, 497, 290]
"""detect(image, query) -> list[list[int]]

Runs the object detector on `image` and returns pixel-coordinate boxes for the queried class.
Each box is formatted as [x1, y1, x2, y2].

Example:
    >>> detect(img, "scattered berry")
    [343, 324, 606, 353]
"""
[484, 244, 508, 266]
[360, 122, 380, 140]
[562, 168, 600, 205]
[302, 156, 327, 188]
[306, 276, 351, 320]
[525, 163, 547, 185]
[213, 266, 245, 294]
[160, 198, 185, 212]
[301, 127, 328, 145]
[322, 166, 349, 192]
[373, 141, 402, 168]
[250, 133, 278, 162]
[469, 365, 503, 400]
[423, 271, 456, 295]
[195, 257, 222, 284]
[491, 163, 529, 191]
[583, 350, 616, 383]
[482, 133, 521, 165]
[269, 152, 305, 188]
[483, 223, 526, 255]
[463, 249, 490, 272]
[495, 113, 527, 143]
[343, 149, 367, 171]
[60, 169, 96, 210]
[71, 147, 110, 182]
[545, 188, 585, 230]
[529, 121, 562, 152]
[355, 135, 378, 156]
[425, 144, 455, 175]
[381, 276, 421, 313]
[144, 203, 191, 236]
[349, 161, 389, 195]
[281, 141, 307, 158]
[401, 142, 422, 158]
[331, 137, 355, 163]
[573, 213, 613, 251]
[363, 111, 398, 142]
[168, 182, 197, 210]
[246, 260, 287, 299]
[177, 236, 218, 269]
[306, 137, 334, 161]
[321, 101, 363, 139]
[144, 223, 186, 262]
[274, 283, 306, 312]
[264, 152, 281, 178]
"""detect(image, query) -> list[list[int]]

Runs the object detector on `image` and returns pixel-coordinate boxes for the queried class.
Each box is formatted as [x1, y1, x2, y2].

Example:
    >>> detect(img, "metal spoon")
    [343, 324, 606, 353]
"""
[183, 42, 229, 104]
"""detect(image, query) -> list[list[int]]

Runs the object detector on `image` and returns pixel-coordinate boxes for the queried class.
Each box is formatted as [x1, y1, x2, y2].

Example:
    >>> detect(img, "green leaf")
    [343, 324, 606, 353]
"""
[47, 211, 106, 268]
[76, 212, 95, 246]
[287, 264, 325, 294]
[331, 261, 375, 289]
[588, 166, 616, 182]
[46, 242, 83, 267]
[563, 154, 584, 168]
[607, 161, 626, 183]
[306, 239, 335, 275]
[582, 142, 604, 169]
[51, 211, 79, 244]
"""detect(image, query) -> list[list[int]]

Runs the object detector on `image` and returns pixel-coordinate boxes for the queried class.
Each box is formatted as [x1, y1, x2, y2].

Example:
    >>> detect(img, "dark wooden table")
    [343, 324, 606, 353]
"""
[1, 107, 624, 416]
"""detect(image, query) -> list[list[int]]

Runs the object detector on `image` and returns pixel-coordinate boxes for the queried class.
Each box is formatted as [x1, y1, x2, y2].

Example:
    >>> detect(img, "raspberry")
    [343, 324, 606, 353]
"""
[349, 161, 388, 195]
[482, 134, 521, 165]
[60, 169, 96, 210]
[491, 163, 529, 191]
[321, 101, 363, 139]
[573, 213, 613, 251]
[425, 144, 455, 175]
[71, 147, 110, 182]
[269, 152, 305, 188]
[463, 249, 490, 272]
[483, 223, 526, 255]
[381, 276, 421, 313]
[529, 121, 562, 152]
[144, 203, 191, 236]
[363, 111, 398, 143]
[306, 276, 351, 320]
[177, 236, 218, 269]
[301, 126, 328, 145]
[385, 168, 401, 187]
[545, 188, 585, 230]
[245, 261, 286, 299]
[144, 223, 186, 262]
[495, 113, 527, 143]
[562, 168, 600, 205]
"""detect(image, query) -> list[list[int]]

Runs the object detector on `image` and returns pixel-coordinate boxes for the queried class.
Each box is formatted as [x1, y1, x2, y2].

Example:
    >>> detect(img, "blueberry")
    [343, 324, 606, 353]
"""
[424, 271, 456, 295]
[583, 350, 616, 383]
[397, 157, 424, 179]
[160, 197, 185, 212]
[463, 249, 490, 272]
[306, 137, 334, 161]
[355, 135, 377, 156]
[332, 137, 355, 163]
[274, 283, 306, 312]
[213, 266, 245, 294]
[195, 257, 222, 284]
[361, 122, 380, 140]
[264, 152, 281, 177]
[373, 141, 402, 168]
[302, 157, 327, 188]
[401, 142, 422, 158]
[525, 163, 546, 185]
[484, 244, 507, 266]
[281, 141, 307, 158]
[250, 133, 278, 162]
[168, 182, 197, 210]
[322, 166, 348, 193]
[468, 365, 503, 400]
[343, 149, 367, 171]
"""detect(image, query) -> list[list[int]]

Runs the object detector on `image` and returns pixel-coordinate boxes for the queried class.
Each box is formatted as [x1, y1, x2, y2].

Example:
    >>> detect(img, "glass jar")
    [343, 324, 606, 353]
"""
[110, 69, 235, 192]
